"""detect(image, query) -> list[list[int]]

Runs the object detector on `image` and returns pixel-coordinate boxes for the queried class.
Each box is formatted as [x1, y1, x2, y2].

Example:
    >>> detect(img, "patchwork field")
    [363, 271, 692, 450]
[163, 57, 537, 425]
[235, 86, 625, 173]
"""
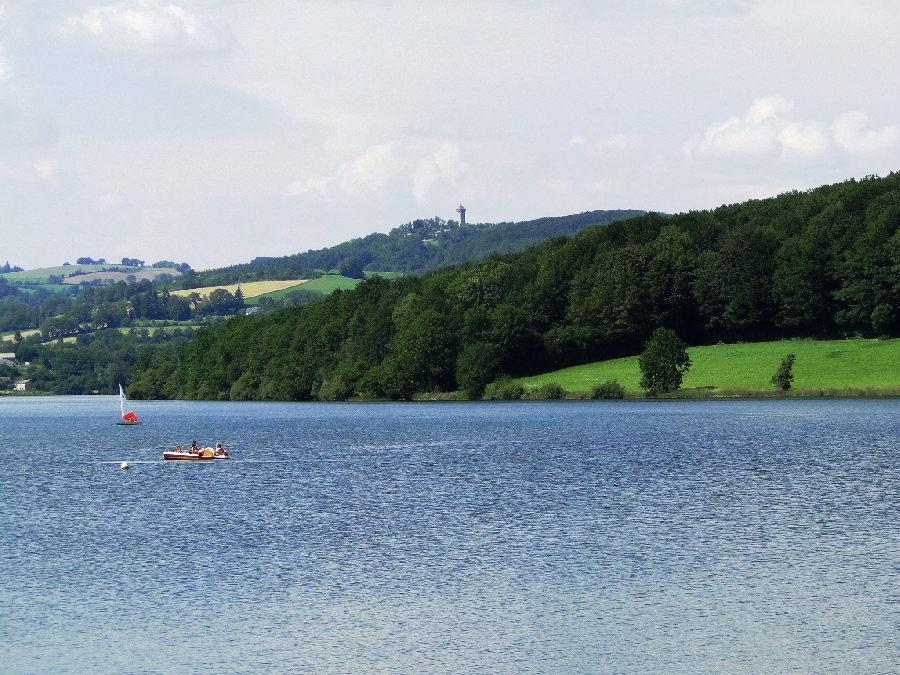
[516, 339, 900, 395]
[245, 273, 402, 303]
[0, 264, 137, 283]
[170, 279, 307, 299]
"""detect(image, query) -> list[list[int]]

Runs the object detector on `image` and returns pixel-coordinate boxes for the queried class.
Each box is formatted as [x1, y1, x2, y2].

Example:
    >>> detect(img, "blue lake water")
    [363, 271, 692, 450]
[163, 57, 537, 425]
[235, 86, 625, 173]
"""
[2, 396, 900, 674]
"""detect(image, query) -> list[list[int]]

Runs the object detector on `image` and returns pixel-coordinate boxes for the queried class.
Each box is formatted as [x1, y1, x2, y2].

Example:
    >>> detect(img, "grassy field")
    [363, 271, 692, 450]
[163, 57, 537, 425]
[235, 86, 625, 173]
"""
[297, 275, 361, 294]
[0, 264, 142, 283]
[171, 273, 395, 302]
[62, 268, 181, 285]
[0, 329, 41, 343]
[516, 339, 900, 396]
[246, 282, 324, 305]
[170, 279, 307, 300]
[276, 272, 400, 298]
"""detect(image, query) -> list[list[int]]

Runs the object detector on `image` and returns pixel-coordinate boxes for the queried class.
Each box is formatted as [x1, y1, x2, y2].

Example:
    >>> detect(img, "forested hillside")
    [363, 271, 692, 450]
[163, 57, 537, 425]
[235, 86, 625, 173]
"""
[192, 210, 644, 286]
[128, 173, 900, 401]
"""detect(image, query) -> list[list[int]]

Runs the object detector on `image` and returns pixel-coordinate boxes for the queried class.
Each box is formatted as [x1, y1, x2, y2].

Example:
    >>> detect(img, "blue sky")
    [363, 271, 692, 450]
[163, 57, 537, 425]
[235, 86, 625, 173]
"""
[2, 0, 899, 269]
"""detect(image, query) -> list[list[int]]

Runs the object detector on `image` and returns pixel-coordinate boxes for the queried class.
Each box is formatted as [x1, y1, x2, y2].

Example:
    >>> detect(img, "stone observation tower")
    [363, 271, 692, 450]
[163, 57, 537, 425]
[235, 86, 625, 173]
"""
[456, 204, 466, 226]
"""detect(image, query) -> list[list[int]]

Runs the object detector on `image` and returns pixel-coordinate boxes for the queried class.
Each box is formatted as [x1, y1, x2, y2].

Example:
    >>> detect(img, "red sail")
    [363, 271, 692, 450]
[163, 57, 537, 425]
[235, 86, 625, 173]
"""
[122, 411, 139, 422]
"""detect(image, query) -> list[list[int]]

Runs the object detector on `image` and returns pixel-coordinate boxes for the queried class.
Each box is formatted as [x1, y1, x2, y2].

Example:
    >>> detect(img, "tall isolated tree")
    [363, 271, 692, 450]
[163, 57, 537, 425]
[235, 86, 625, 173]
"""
[771, 353, 796, 390]
[638, 327, 691, 395]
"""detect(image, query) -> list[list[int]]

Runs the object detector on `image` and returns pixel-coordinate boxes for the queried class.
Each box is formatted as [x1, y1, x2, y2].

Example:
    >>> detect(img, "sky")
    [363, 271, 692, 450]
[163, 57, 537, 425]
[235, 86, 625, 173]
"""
[2, 0, 900, 270]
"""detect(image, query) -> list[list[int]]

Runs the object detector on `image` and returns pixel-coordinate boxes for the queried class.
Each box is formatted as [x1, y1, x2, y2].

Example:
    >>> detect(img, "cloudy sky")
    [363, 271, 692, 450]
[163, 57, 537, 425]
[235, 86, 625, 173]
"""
[1, 0, 899, 269]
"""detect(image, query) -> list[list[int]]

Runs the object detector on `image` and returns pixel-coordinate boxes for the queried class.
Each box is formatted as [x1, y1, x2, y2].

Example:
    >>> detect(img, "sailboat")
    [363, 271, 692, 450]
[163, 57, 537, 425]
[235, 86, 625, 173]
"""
[116, 384, 141, 426]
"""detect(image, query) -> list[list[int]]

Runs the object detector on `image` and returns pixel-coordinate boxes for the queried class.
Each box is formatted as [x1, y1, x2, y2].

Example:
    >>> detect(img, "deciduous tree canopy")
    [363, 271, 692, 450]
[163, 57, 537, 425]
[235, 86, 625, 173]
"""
[128, 173, 900, 400]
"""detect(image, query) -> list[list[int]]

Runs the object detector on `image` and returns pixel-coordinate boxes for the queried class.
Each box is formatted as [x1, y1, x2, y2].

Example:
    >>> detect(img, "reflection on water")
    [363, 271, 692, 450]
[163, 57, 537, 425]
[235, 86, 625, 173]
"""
[2, 397, 899, 674]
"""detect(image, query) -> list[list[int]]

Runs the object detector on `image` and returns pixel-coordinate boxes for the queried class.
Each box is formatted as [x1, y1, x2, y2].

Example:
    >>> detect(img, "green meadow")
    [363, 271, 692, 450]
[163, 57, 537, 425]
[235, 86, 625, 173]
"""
[261, 272, 400, 299]
[0, 264, 141, 283]
[516, 339, 900, 397]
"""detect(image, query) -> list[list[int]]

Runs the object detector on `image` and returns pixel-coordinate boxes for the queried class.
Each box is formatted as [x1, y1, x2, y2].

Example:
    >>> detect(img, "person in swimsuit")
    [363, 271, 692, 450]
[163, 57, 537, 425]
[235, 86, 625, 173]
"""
[189, 440, 199, 454]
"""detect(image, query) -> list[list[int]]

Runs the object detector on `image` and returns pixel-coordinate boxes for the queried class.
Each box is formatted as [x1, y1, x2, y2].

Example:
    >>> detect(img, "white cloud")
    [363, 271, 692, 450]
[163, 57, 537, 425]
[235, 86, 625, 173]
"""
[340, 142, 404, 194]
[686, 95, 792, 158]
[98, 193, 125, 210]
[833, 110, 899, 156]
[502, 0, 752, 17]
[288, 139, 466, 203]
[285, 142, 403, 199]
[0, 43, 13, 84]
[777, 121, 831, 158]
[413, 141, 465, 202]
[597, 132, 644, 151]
[34, 159, 57, 180]
[60, 2, 233, 54]
[685, 96, 898, 162]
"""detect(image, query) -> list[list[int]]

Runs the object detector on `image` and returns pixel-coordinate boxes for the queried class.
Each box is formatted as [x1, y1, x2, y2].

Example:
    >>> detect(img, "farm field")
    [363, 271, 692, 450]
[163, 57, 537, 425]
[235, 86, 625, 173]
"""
[0, 264, 143, 283]
[62, 268, 181, 285]
[0, 329, 41, 343]
[267, 271, 401, 299]
[295, 275, 360, 294]
[170, 279, 307, 299]
[247, 273, 392, 301]
[516, 339, 900, 395]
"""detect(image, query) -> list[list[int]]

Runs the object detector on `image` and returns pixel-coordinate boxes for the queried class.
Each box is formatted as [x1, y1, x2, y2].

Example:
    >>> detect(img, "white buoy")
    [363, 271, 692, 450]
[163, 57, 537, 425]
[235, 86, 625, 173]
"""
[120, 461, 129, 470]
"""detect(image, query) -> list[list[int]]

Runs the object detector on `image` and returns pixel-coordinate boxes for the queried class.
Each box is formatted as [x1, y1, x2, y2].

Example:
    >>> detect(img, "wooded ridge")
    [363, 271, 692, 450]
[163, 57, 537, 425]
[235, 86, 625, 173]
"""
[128, 173, 900, 400]
[191, 209, 645, 286]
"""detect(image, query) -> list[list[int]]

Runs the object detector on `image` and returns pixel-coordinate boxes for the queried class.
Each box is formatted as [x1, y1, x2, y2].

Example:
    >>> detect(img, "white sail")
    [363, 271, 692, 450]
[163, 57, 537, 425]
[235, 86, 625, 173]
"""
[117, 385, 139, 424]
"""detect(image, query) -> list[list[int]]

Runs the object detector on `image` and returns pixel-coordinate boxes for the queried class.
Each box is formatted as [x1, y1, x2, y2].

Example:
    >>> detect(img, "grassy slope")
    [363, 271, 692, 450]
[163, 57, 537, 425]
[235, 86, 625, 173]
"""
[1, 265, 143, 282]
[277, 273, 399, 296]
[516, 339, 900, 394]
[172, 273, 396, 302]
[170, 279, 307, 299]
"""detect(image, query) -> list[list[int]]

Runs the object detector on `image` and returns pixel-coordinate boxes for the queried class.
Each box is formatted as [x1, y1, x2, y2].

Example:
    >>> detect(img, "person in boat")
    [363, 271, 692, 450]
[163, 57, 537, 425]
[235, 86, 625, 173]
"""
[189, 440, 199, 454]
[215, 442, 228, 457]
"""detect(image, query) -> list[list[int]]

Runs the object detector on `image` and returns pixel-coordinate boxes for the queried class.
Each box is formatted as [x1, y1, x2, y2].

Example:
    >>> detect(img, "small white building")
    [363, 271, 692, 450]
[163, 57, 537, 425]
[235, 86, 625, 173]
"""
[14, 379, 32, 391]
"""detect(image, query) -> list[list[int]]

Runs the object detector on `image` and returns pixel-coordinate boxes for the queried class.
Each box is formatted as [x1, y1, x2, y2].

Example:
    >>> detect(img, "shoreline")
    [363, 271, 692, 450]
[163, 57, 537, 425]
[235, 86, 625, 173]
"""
[5, 385, 900, 401]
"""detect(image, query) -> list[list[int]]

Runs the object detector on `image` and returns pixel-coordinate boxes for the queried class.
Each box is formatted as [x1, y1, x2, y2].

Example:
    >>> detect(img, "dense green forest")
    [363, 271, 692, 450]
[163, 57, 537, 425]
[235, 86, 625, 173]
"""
[190, 210, 644, 287]
[127, 173, 900, 401]
[4, 328, 193, 395]
[0, 279, 241, 339]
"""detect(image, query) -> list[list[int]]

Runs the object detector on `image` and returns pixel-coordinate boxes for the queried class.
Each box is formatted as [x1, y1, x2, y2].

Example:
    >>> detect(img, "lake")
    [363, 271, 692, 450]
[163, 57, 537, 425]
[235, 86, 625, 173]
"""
[2, 397, 899, 674]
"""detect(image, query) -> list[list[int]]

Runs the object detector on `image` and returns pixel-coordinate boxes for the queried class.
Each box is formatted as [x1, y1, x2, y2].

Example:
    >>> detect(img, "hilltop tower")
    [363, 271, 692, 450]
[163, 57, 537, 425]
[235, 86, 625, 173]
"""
[456, 204, 466, 226]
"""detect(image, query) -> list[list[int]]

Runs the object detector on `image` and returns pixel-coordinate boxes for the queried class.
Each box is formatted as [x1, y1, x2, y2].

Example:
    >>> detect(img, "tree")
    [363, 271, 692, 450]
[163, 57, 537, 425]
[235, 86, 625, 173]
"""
[771, 353, 796, 390]
[638, 327, 691, 395]
[337, 257, 366, 279]
[455, 342, 500, 399]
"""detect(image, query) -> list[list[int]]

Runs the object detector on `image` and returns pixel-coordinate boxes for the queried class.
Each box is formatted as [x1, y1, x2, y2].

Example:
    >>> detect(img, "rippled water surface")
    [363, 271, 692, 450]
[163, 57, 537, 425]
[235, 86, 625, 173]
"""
[2, 397, 900, 674]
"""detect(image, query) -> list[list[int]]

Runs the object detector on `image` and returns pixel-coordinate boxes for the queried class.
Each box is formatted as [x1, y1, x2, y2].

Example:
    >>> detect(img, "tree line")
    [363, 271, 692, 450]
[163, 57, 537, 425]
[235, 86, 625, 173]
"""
[127, 173, 900, 400]
[7, 327, 194, 395]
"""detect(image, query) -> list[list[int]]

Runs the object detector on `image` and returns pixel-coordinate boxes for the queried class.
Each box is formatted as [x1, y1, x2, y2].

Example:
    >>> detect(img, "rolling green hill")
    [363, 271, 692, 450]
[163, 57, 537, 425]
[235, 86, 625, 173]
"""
[126, 172, 900, 402]
[192, 209, 645, 286]
[515, 339, 900, 395]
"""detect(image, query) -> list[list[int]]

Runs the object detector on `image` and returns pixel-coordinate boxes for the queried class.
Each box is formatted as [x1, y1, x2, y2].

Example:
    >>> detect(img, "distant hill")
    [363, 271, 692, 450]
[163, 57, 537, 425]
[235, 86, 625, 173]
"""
[193, 209, 645, 286]
[1, 262, 186, 289]
[127, 172, 900, 402]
